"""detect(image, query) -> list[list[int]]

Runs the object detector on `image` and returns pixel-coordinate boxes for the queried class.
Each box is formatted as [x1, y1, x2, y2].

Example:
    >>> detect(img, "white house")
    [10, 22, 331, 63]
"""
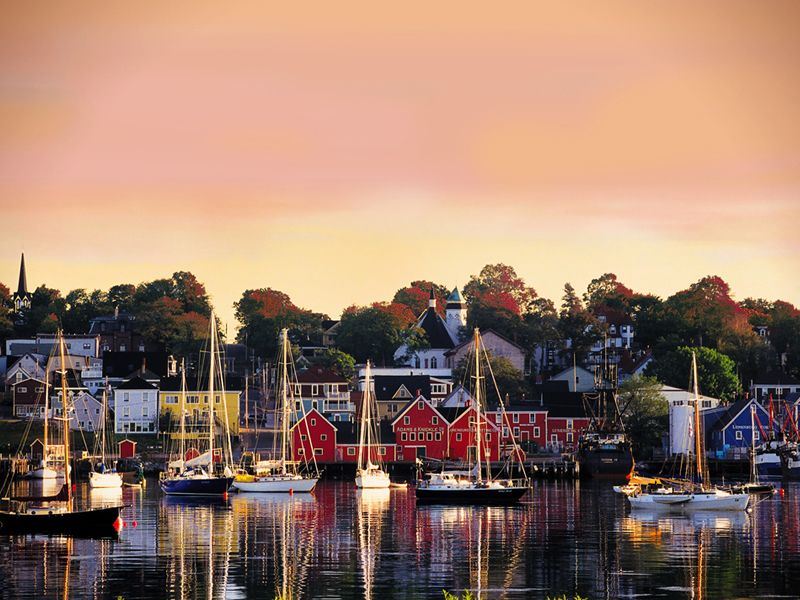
[113, 376, 160, 435]
[549, 365, 597, 393]
[664, 385, 722, 456]
[394, 288, 466, 371]
[6, 334, 99, 359]
[4, 353, 47, 388]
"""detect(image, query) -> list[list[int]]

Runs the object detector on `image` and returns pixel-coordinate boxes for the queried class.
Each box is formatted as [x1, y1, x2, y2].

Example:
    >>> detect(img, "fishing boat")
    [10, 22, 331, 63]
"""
[620, 352, 749, 512]
[753, 395, 787, 479]
[88, 387, 122, 489]
[576, 353, 634, 480]
[232, 329, 319, 493]
[355, 361, 390, 489]
[0, 330, 123, 534]
[736, 404, 776, 495]
[160, 312, 234, 496]
[416, 328, 528, 505]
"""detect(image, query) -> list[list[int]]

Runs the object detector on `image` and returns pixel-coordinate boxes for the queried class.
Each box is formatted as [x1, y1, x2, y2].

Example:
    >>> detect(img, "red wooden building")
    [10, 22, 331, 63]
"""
[290, 408, 338, 463]
[392, 396, 449, 460]
[445, 405, 501, 462]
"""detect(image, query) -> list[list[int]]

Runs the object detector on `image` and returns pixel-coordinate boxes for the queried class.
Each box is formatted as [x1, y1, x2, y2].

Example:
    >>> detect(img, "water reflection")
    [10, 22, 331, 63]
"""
[3, 481, 800, 598]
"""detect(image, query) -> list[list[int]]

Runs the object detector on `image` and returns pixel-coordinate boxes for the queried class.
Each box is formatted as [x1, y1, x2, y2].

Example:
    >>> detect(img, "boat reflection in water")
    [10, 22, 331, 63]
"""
[231, 492, 318, 600]
[357, 488, 390, 600]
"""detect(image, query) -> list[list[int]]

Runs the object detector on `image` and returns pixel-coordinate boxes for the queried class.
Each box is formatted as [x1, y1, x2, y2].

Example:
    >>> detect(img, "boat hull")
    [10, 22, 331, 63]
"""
[0, 505, 122, 535]
[577, 444, 634, 480]
[415, 485, 528, 505]
[356, 470, 391, 489]
[232, 476, 318, 493]
[628, 491, 749, 511]
[160, 476, 233, 496]
[88, 472, 123, 489]
[755, 453, 782, 479]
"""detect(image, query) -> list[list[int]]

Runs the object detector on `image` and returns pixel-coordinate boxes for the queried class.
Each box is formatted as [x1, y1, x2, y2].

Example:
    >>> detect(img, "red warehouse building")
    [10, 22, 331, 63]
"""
[392, 396, 449, 461]
[291, 409, 338, 463]
[443, 405, 501, 462]
[488, 406, 548, 452]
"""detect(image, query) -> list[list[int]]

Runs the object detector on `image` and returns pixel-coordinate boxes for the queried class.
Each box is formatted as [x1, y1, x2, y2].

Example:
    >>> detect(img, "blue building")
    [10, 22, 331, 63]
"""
[706, 398, 779, 460]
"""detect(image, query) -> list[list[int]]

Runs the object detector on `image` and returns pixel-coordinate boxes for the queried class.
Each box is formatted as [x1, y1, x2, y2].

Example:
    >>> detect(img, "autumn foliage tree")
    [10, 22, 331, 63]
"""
[392, 281, 450, 316]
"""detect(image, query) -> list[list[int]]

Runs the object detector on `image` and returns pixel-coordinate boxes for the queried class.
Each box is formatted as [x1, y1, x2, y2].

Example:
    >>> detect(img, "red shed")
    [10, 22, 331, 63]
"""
[118, 438, 137, 459]
[291, 409, 337, 463]
[392, 395, 449, 460]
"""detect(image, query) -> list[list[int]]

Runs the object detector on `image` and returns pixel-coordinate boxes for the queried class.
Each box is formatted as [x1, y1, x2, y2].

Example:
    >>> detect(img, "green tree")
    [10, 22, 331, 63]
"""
[0, 283, 13, 343]
[315, 348, 357, 380]
[619, 375, 668, 458]
[558, 283, 602, 362]
[584, 273, 634, 310]
[452, 351, 527, 405]
[646, 346, 740, 401]
[335, 307, 404, 366]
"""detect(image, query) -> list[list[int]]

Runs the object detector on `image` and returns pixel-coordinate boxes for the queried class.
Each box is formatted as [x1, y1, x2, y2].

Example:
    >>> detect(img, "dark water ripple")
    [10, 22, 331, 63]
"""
[1, 479, 800, 599]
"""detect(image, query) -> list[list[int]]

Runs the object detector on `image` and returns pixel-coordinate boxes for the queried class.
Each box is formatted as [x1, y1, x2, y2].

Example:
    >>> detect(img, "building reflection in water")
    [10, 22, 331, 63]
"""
[357, 488, 390, 600]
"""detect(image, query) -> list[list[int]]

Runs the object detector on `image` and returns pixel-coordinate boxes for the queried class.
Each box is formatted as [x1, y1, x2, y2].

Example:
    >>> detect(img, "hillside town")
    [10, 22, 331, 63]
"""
[1, 254, 798, 473]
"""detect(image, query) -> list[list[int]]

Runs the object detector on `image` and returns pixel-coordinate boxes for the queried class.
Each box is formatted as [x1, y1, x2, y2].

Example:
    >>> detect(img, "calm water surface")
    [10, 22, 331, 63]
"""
[1, 479, 799, 599]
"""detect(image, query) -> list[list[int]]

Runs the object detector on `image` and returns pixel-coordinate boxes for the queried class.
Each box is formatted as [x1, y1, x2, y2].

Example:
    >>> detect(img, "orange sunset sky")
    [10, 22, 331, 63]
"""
[1, 2, 798, 331]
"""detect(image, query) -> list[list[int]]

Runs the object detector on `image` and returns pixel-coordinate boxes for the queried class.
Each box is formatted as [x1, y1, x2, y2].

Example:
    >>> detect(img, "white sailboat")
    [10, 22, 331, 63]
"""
[232, 328, 319, 493]
[623, 351, 749, 512]
[356, 361, 390, 489]
[26, 375, 60, 480]
[89, 386, 122, 489]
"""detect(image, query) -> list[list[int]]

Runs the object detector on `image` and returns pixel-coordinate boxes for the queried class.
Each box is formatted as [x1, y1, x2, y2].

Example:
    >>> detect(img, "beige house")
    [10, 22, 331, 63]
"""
[444, 329, 527, 373]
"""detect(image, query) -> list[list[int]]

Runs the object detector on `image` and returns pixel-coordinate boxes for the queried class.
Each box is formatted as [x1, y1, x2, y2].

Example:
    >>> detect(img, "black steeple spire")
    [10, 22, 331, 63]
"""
[17, 253, 28, 295]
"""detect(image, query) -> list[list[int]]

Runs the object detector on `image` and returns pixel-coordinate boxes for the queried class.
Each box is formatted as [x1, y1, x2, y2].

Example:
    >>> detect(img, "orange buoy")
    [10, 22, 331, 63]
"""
[289, 488, 294, 495]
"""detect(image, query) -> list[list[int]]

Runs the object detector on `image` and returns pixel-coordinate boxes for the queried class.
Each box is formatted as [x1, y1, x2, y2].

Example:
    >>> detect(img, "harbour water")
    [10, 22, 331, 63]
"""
[1, 480, 800, 599]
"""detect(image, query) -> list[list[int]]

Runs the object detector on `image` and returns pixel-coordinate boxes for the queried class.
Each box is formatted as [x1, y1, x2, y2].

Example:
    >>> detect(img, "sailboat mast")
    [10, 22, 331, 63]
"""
[474, 328, 483, 483]
[280, 328, 289, 471]
[101, 388, 107, 465]
[358, 361, 370, 471]
[208, 311, 216, 471]
[58, 331, 72, 502]
[43, 374, 50, 468]
[692, 351, 703, 484]
[750, 404, 757, 483]
[180, 359, 187, 473]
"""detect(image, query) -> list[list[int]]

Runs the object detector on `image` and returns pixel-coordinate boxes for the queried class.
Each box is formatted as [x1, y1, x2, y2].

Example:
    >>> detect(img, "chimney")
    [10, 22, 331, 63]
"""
[114, 305, 119, 320]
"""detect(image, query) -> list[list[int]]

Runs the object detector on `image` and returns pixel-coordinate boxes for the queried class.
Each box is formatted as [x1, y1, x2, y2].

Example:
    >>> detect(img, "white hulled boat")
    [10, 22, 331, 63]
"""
[232, 328, 320, 493]
[89, 387, 122, 489]
[621, 352, 749, 512]
[356, 361, 390, 489]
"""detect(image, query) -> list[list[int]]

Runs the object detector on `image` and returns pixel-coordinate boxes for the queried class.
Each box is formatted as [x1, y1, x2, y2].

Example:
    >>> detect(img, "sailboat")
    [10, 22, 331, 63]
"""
[232, 328, 319, 493]
[160, 311, 234, 496]
[0, 330, 123, 534]
[416, 328, 528, 505]
[88, 386, 122, 489]
[355, 361, 390, 489]
[622, 351, 749, 511]
[24, 375, 63, 480]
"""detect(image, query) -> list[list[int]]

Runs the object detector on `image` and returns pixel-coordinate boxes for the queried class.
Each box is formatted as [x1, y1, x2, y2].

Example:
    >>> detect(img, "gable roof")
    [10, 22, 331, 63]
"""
[296, 366, 347, 384]
[391, 394, 449, 426]
[103, 351, 169, 378]
[708, 398, 767, 434]
[159, 374, 244, 392]
[289, 408, 335, 432]
[335, 419, 396, 445]
[117, 376, 158, 391]
[447, 404, 500, 431]
[373, 375, 431, 402]
[416, 307, 457, 349]
[443, 329, 526, 357]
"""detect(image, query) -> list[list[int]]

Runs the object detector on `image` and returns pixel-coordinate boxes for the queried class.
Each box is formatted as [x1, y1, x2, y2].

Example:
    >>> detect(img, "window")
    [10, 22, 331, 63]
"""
[66, 343, 72, 349]
[16, 387, 27, 393]
[187, 395, 199, 404]
[414, 357, 421, 368]
[295, 401, 302, 411]
[455, 433, 462, 442]
[435, 432, 441, 441]
[311, 418, 317, 426]
[513, 413, 519, 423]
[300, 434, 307, 441]
[566, 433, 573, 443]
[123, 408, 130, 417]
[83, 343, 91, 350]
[424, 359, 429, 368]
[378, 447, 386, 455]
[142, 407, 149, 417]
[503, 427, 509, 437]
[495, 414, 502, 424]
[754, 431, 760, 441]
[567, 419, 573, 430]
[513, 427, 519, 438]
[35, 387, 44, 393]
[404, 416, 410, 425]
[124, 393, 130, 402]
[311, 385, 319, 396]
[485, 433, 490, 442]
[298, 448, 305, 455]
[432, 416, 438, 425]
[96, 408, 100, 415]
[427, 432, 433, 441]
[293, 384, 301, 395]
[735, 430, 743, 441]
[410, 432, 416, 441]
[215, 395, 221, 404]
[119, 344, 126, 352]
[551, 434, 558, 443]
[165, 395, 179, 405]
[347, 447, 356, 456]
[401, 432, 407, 441]
[431, 384, 446, 394]
[417, 400, 424, 410]
[320, 434, 327, 441]
[430, 357, 437, 369]
[534, 427, 540, 438]
[389, 404, 398, 413]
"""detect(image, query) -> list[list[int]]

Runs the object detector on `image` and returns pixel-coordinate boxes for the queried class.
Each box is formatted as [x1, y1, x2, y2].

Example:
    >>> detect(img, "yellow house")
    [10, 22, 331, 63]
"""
[159, 375, 240, 439]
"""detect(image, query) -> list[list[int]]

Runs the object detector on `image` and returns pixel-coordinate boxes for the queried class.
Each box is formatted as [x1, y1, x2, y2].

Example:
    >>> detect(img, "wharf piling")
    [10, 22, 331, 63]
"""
[0, 456, 30, 480]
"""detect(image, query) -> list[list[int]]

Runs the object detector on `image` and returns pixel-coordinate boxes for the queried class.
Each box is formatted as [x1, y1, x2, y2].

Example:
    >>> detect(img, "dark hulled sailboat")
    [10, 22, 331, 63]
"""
[576, 362, 634, 480]
[0, 330, 123, 535]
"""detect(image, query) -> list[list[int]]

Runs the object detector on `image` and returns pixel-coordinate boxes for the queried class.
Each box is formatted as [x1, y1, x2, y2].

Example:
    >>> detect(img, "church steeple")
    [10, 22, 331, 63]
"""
[445, 286, 467, 339]
[12, 252, 32, 319]
[17, 253, 28, 296]
[428, 287, 436, 309]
